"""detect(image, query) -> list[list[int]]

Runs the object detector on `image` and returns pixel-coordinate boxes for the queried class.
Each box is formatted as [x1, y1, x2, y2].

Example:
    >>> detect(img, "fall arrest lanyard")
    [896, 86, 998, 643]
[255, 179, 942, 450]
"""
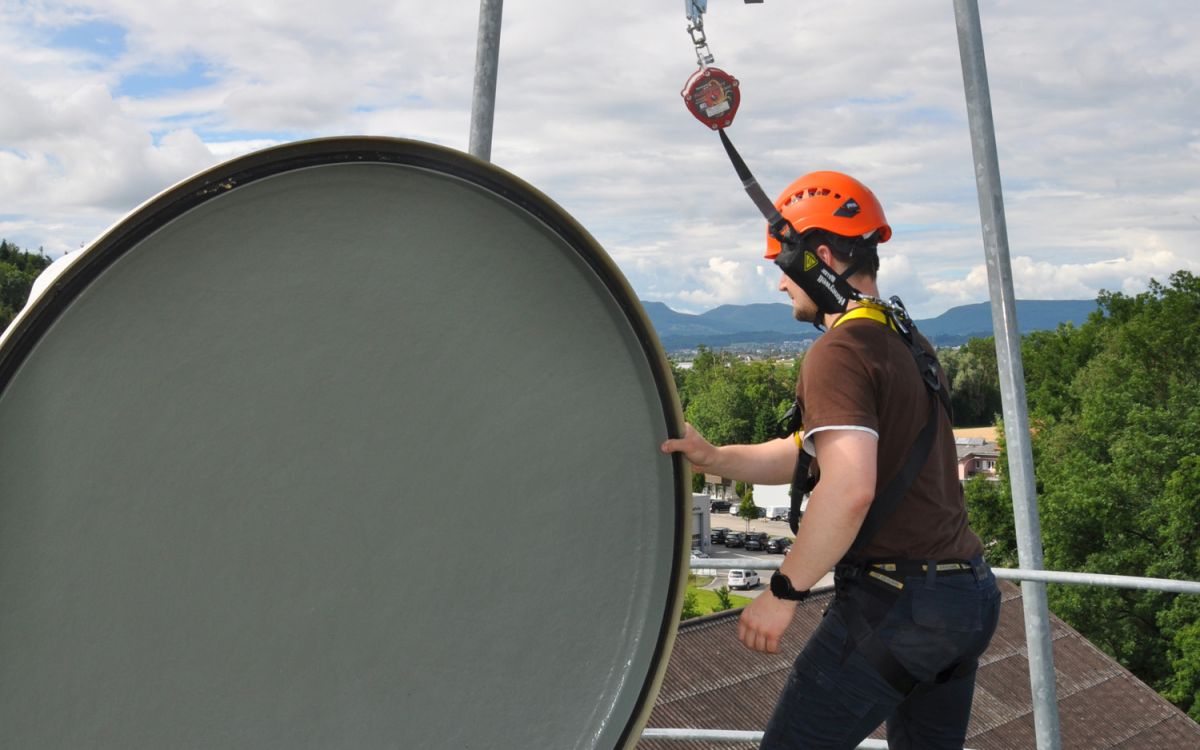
[681, 4, 881, 328]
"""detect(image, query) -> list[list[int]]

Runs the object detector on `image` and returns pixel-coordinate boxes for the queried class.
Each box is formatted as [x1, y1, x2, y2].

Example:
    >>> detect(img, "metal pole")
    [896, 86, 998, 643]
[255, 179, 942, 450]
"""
[469, 0, 504, 161]
[952, 2, 1062, 748]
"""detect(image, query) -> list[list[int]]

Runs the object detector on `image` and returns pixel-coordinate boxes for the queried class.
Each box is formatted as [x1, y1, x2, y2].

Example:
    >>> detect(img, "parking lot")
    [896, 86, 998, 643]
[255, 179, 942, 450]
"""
[697, 517, 835, 597]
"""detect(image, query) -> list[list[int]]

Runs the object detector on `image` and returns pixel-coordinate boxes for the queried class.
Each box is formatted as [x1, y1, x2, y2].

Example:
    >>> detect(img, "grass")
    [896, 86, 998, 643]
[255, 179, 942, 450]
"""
[686, 585, 753, 616]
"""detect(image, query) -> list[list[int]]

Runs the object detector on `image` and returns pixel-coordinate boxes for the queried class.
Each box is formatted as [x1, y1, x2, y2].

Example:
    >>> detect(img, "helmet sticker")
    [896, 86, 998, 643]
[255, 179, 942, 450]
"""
[833, 198, 861, 218]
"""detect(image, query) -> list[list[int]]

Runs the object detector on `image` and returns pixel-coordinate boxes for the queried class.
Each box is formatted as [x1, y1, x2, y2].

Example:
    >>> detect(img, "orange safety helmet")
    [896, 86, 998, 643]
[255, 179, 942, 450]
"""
[764, 171, 892, 259]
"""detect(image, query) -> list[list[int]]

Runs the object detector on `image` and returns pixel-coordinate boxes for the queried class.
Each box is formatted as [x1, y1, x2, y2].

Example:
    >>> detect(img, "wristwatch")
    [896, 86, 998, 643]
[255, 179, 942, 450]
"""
[770, 571, 810, 601]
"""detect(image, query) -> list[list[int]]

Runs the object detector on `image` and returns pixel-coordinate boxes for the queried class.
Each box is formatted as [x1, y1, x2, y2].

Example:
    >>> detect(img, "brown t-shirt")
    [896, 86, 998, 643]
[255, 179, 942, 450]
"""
[797, 315, 984, 561]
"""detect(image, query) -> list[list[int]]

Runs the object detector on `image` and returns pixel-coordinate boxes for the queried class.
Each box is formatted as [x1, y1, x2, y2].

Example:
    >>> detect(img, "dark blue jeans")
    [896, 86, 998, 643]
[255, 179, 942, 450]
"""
[760, 560, 1001, 750]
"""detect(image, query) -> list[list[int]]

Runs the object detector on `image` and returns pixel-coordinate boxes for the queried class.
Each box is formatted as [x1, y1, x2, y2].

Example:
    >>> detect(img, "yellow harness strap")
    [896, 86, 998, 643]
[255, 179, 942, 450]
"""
[830, 305, 897, 331]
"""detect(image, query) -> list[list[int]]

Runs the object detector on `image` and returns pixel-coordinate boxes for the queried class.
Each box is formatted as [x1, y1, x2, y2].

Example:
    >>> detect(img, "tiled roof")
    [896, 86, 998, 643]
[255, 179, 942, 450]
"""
[957, 440, 1000, 460]
[639, 582, 1200, 749]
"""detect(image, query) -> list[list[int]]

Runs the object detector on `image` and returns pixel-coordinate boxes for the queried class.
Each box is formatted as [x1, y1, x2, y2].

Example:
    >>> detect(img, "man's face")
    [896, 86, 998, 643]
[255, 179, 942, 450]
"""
[778, 271, 818, 323]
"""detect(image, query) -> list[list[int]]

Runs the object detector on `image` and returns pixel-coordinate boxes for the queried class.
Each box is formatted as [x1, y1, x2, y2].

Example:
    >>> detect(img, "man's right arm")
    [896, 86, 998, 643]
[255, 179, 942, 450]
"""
[660, 422, 799, 485]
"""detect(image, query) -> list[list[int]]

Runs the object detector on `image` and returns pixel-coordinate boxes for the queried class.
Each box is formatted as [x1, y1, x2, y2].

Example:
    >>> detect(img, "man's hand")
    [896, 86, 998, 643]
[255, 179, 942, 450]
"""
[660, 422, 717, 472]
[737, 592, 797, 654]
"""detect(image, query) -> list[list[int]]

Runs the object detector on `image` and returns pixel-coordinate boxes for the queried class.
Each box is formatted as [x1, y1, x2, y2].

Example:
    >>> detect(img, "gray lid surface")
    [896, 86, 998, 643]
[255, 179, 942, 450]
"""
[0, 138, 687, 749]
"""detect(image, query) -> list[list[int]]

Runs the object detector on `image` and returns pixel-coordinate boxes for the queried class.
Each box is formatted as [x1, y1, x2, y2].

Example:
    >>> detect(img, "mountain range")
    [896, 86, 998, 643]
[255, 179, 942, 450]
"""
[642, 299, 1099, 351]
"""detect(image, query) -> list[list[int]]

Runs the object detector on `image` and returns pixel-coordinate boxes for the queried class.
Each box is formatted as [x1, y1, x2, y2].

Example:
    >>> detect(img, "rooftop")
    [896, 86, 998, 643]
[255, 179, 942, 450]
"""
[639, 582, 1200, 749]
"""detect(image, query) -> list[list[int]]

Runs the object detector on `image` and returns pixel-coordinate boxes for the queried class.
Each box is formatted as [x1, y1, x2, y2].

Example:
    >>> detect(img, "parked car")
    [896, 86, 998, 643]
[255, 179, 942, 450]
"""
[710, 528, 728, 544]
[767, 537, 793, 554]
[724, 532, 745, 548]
[709, 500, 732, 513]
[743, 532, 770, 551]
[727, 569, 760, 590]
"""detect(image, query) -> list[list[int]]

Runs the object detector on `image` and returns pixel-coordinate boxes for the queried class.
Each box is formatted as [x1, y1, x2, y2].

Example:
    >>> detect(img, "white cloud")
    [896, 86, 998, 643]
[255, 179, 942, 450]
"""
[927, 242, 1200, 309]
[0, 1, 1197, 317]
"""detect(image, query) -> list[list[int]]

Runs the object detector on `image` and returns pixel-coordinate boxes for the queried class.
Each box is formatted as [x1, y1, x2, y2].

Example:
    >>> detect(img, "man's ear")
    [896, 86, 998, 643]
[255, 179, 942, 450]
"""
[814, 243, 838, 269]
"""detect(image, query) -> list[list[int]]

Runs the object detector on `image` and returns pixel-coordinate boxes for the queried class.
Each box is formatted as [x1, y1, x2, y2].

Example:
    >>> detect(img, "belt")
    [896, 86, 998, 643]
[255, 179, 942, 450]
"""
[843, 557, 989, 592]
[832, 556, 990, 696]
[870, 559, 985, 576]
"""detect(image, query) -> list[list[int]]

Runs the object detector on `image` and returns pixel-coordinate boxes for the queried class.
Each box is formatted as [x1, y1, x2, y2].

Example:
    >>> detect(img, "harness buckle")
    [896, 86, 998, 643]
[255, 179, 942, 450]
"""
[833, 560, 864, 598]
[776, 399, 801, 439]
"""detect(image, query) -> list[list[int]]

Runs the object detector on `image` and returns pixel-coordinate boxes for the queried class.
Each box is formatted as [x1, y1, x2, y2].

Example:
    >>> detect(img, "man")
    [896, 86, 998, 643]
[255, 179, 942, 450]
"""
[661, 171, 1000, 749]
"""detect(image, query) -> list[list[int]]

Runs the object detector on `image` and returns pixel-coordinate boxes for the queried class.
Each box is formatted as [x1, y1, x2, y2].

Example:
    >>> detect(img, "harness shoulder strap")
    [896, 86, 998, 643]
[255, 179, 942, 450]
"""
[845, 325, 950, 559]
[846, 393, 939, 555]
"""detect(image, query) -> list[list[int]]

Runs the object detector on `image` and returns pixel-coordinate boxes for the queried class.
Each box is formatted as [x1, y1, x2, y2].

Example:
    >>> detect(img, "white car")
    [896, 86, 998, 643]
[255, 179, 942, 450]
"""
[727, 569, 760, 590]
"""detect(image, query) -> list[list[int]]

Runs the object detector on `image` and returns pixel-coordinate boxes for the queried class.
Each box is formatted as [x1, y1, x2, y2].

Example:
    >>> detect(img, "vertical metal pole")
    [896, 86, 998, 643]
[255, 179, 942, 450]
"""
[951, 2, 1062, 749]
[469, 0, 504, 161]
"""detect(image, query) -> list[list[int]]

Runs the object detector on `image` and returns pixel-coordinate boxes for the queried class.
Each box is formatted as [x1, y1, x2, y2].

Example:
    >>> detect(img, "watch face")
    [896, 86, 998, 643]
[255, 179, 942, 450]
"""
[770, 572, 790, 597]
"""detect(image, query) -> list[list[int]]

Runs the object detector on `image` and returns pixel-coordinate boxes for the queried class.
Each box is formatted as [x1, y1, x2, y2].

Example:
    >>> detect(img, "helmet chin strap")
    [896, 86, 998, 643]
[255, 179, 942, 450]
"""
[774, 240, 864, 330]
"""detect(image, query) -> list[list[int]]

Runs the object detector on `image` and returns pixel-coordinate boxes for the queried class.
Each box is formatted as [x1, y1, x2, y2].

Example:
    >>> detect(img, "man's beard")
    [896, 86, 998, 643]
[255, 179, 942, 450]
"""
[791, 297, 818, 323]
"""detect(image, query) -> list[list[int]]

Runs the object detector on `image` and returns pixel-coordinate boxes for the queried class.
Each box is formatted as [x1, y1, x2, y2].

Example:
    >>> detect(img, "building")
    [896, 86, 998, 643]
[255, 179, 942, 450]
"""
[750, 483, 797, 522]
[957, 437, 1001, 481]
[702, 474, 736, 501]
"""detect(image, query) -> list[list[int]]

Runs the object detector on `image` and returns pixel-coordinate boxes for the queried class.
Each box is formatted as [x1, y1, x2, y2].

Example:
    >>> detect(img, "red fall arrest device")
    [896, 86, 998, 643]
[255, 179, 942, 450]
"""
[681, 67, 740, 130]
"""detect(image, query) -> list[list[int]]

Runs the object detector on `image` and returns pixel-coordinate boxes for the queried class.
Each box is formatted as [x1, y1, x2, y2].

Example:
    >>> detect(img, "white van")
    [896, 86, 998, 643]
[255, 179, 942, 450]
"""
[727, 569, 760, 590]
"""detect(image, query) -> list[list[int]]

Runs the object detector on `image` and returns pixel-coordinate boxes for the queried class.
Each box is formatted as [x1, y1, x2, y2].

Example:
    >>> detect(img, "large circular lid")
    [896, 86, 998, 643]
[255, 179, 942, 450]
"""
[0, 137, 688, 748]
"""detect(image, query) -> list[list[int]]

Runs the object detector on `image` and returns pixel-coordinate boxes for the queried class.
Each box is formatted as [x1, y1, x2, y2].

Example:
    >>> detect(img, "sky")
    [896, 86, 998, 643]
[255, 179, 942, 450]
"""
[1, 1, 1198, 318]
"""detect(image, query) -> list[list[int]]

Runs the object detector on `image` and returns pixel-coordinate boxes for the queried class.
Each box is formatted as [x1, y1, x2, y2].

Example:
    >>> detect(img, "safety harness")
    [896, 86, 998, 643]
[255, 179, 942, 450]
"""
[717, 102, 969, 696]
[777, 308, 969, 695]
[777, 302, 951, 543]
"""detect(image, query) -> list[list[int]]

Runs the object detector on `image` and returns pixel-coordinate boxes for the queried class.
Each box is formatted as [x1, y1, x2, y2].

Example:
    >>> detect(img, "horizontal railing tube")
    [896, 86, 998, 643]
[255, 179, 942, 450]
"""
[689, 560, 1200, 594]
[691, 558, 781, 569]
[640, 728, 940, 749]
[640, 728, 763, 743]
[993, 568, 1200, 595]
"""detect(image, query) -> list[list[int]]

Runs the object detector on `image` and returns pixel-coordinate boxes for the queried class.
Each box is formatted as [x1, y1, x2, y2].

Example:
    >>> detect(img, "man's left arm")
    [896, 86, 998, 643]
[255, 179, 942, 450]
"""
[736, 428, 877, 654]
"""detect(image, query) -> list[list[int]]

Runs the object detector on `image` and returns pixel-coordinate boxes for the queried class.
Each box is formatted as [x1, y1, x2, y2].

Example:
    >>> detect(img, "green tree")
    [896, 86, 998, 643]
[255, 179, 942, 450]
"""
[680, 589, 701, 620]
[740, 359, 799, 443]
[737, 492, 759, 531]
[0, 240, 52, 333]
[676, 347, 796, 449]
[964, 469, 1017, 569]
[975, 272, 1200, 720]
[714, 586, 733, 612]
[940, 337, 1002, 427]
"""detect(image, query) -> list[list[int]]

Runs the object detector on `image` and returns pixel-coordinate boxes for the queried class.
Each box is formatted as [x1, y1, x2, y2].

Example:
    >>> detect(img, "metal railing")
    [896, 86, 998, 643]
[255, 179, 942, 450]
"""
[641, 728, 902, 749]
[642, 560, 1200, 745]
[685, 557, 1200, 596]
